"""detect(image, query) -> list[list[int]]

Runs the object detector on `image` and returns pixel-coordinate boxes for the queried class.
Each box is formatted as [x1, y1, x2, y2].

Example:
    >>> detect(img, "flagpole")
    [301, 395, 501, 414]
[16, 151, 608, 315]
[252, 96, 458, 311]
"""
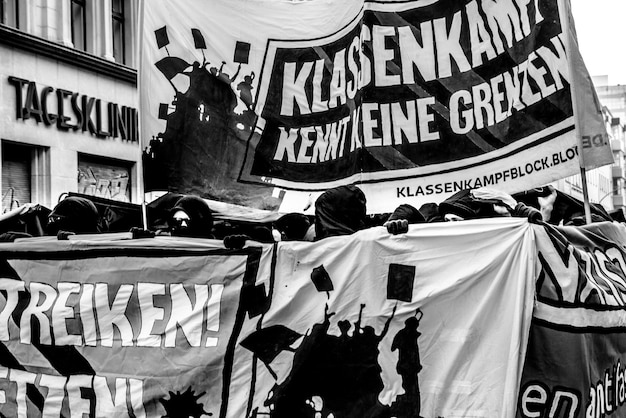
[136, 0, 148, 229]
[579, 168, 592, 224]
[559, 0, 592, 224]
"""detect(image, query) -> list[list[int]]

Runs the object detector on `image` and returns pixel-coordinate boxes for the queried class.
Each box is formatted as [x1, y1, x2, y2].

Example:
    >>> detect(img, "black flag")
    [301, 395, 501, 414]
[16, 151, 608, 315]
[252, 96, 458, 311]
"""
[158, 103, 169, 120]
[311, 265, 334, 292]
[191, 28, 206, 49]
[154, 26, 169, 49]
[155, 57, 191, 80]
[233, 41, 251, 64]
[242, 284, 269, 319]
[387, 263, 415, 302]
[240, 325, 302, 365]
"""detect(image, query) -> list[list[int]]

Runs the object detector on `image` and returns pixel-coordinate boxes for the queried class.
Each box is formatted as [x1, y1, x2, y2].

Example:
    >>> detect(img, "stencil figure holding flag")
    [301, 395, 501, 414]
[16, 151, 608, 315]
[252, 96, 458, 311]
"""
[391, 308, 424, 418]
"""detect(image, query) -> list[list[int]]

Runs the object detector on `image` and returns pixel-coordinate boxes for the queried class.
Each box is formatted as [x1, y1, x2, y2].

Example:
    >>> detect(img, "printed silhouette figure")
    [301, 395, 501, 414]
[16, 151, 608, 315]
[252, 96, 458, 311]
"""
[337, 319, 351, 341]
[237, 72, 255, 110]
[263, 303, 397, 418]
[391, 309, 424, 418]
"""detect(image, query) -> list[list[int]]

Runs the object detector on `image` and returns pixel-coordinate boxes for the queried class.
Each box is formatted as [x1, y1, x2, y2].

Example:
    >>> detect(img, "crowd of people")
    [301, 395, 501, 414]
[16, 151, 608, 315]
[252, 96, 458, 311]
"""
[0, 184, 621, 245]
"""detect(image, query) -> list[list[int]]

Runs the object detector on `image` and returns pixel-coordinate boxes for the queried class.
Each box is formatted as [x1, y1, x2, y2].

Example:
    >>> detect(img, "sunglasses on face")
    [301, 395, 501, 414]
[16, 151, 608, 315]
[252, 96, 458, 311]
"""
[48, 215, 66, 225]
[171, 215, 191, 229]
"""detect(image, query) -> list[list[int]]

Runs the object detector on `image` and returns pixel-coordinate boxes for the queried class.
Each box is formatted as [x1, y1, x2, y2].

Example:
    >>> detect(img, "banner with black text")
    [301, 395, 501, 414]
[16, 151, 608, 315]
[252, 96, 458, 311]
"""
[0, 219, 536, 417]
[518, 222, 626, 418]
[141, 0, 610, 212]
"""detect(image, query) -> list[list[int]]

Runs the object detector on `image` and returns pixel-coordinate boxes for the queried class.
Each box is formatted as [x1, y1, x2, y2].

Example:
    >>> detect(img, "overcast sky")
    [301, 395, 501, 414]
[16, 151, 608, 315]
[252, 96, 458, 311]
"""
[570, 0, 626, 85]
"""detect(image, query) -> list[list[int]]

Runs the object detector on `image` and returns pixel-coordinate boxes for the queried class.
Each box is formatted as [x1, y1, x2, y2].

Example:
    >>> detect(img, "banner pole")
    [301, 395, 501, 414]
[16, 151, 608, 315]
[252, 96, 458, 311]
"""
[559, 0, 592, 224]
[136, 0, 148, 229]
[579, 167, 593, 224]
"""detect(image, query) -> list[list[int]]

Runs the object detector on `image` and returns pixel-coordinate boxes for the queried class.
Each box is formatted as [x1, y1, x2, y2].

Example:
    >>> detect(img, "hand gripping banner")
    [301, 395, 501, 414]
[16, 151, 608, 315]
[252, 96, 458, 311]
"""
[0, 218, 536, 417]
[140, 0, 611, 212]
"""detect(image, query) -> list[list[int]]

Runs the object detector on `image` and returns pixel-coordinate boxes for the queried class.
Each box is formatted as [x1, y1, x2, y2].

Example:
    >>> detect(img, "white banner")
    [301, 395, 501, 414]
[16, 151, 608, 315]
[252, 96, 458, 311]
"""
[0, 218, 536, 417]
[140, 0, 609, 212]
[242, 218, 536, 417]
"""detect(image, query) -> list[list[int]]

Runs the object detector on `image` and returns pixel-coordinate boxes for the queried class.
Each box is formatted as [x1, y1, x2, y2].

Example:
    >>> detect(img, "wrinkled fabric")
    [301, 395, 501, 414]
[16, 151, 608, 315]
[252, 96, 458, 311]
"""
[314, 185, 367, 240]
[47, 196, 99, 235]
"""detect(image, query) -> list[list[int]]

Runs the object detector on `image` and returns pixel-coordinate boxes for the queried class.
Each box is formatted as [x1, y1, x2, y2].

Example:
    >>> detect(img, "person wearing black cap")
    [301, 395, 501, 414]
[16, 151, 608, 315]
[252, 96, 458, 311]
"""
[46, 196, 100, 239]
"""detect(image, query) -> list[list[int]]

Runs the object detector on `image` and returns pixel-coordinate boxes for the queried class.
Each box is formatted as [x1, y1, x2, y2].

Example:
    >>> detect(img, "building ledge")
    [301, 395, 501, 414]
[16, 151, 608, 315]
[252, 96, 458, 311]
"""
[0, 24, 136, 85]
[613, 194, 626, 208]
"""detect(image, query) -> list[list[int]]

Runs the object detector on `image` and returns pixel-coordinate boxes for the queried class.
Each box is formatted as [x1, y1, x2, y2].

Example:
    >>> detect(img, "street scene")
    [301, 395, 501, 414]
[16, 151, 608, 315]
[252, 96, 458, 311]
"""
[0, 0, 625, 417]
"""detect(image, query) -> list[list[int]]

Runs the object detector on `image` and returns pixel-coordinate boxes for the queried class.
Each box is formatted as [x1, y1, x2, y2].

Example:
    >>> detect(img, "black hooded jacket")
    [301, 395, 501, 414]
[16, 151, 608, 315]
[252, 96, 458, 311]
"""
[47, 196, 100, 235]
[314, 185, 367, 240]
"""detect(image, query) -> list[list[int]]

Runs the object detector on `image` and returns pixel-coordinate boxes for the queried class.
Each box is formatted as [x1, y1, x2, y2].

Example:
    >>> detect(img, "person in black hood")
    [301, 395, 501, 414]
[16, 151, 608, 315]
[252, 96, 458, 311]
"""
[314, 185, 367, 240]
[168, 195, 214, 238]
[274, 213, 311, 241]
[439, 188, 542, 222]
[46, 196, 100, 238]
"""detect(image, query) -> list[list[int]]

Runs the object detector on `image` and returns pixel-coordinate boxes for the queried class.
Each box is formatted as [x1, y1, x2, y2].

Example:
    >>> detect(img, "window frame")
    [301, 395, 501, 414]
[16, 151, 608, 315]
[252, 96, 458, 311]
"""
[111, 0, 126, 64]
[70, 0, 87, 51]
[1, 0, 19, 29]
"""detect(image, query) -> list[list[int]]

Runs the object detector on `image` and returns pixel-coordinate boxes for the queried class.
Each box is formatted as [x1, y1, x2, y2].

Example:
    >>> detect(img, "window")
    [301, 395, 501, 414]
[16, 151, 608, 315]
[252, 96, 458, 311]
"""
[71, 0, 87, 51]
[2, 142, 31, 212]
[1, 142, 50, 212]
[1, 0, 18, 28]
[112, 0, 125, 64]
[78, 154, 133, 202]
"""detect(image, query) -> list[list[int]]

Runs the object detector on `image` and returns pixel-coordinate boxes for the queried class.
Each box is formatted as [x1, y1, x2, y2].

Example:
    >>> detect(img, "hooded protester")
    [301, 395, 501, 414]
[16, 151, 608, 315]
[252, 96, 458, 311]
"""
[514, 187, 610, 225]
[168, 195, 214, 238]
[46, 196, 100, 237]
[274, 213, 311, 241]
[438, 189, 504, 221]
[314, 185, 367, 240]
[440, 188, 542, 222]
[418, 203, 443, 223]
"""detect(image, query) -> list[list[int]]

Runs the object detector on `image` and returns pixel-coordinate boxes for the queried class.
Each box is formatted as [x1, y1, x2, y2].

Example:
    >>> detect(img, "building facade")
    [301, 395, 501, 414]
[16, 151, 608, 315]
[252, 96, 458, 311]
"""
[550, 105, 616, 213]
[0, 0, 140, 212]
[550, 73, 626, 215]
[591, 77, 626, 212]
[607, 109, 626, 209]
[594, 76, 626, 124]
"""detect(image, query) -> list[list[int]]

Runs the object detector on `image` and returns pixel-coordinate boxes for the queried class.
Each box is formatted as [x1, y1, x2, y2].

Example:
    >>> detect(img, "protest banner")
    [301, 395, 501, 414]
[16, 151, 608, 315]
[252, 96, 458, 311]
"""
[0, 218, 536, 417]
[140, 0, 610, 213]
[0, 237, 274, 417]
[518, 222, 626, 418]
[245, 218, 536, 417]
